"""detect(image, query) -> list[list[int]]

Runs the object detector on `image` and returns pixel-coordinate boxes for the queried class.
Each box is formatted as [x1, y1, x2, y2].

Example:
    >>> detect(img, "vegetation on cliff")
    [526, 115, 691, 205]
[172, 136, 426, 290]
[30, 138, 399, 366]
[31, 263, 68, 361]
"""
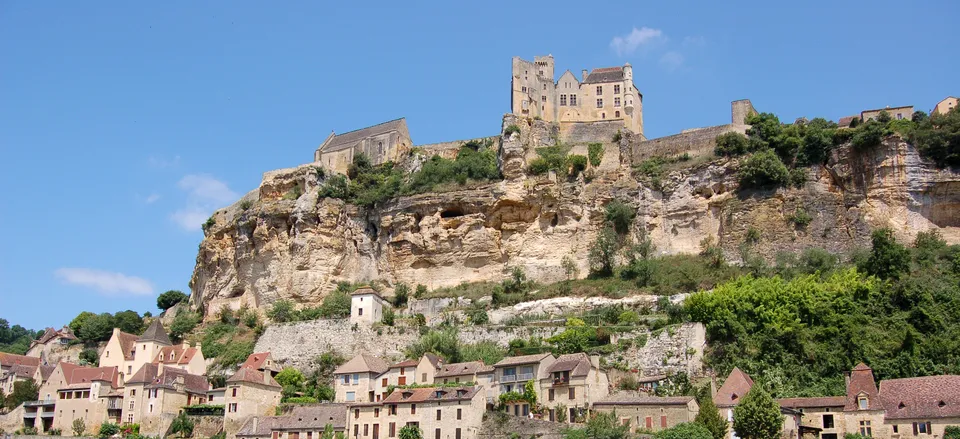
[0, 319, 40, 355]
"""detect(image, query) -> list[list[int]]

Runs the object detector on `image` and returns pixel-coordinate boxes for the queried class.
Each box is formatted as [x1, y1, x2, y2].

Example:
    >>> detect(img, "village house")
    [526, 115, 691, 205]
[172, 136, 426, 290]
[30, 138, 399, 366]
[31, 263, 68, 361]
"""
[224, 366, 283, 439]
[314, 118, 412, 175]
[861, 105, 914, 122]
[377, 354, 442, 393]
[492, 353, 556, 417]
[778, 396, 846, 439]
[932, 96, 958, 116]
[511, 55, 644, 136]
[2, 363, 38, 395]
[45, 364, 122, 436]
[151, 341, 206, 376]
[241, 352, 283, 377]
[99, 320, 174, 383]
[347, 386, 485, 439]
[0, 352, 41, 391]
[237, 404, 349, 439]
[26, 327, 77, 363]
[122, 363, 210, 436]
[592, 395, 699, 433]
[349, 288, 388, 326]
[433, 361, 495, 404]
[334, 354, 391, 403]
[538, 353, 609, 423]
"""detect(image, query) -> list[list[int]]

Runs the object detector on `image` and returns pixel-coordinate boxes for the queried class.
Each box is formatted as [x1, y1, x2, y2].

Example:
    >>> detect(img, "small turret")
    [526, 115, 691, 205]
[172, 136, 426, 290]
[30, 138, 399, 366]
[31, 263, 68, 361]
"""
[582, 69, 589, 82]
[623, 62, 633, 81]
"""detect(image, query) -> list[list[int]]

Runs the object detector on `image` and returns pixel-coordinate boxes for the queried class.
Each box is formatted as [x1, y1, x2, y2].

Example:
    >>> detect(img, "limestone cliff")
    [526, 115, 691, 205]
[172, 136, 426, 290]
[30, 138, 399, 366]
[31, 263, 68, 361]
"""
[189, 117, 960, 315]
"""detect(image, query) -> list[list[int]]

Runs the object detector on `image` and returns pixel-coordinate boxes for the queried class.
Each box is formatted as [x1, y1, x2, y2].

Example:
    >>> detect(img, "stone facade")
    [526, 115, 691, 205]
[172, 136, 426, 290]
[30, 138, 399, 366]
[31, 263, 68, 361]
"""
[932, 96, 958, 116]
[511, 55, 643, 136]
[347, 386, 485, 439]
[592, 396, 699, 433]
[224, 368, 283, 439]
[538, 354, 609, 423]
[315, 119, 412, 175]
[350, 289, 387, 326]
[861, 105, 914, 122]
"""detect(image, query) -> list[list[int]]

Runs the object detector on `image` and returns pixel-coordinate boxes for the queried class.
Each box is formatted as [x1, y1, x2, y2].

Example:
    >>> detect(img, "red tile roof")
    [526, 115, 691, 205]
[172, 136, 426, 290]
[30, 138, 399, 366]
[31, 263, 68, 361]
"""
[844, 363, 881, 412]
[545, 353, 591, 377]
[56, 363, 120, 388]
[435, 361, 493, 378]
[879, 375, 960, 420]
[152, 344, 200, 366]
[0, 352, 41, 369]
[714, 367, 755, 408]
[778, 396, 845, 409]
[391, 359, 419, 368]
[380, 386, 479, 404]
[227, 367, 281, 389]
[334, 354, 390, 375]
[9, 364, 38, 379]
[241, 352, 273, 370]
[115, 330, 140, 361]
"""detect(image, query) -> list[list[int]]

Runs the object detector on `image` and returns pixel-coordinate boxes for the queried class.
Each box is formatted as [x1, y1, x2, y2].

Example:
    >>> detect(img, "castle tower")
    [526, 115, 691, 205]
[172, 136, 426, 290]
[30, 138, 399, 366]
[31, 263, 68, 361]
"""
[511, 55, 556, 121]
[622, 62, 643, 137]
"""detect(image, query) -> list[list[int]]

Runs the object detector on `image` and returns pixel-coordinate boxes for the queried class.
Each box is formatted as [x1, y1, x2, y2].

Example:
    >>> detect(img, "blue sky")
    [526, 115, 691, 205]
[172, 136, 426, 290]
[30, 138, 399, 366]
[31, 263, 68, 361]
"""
[1, 1, 957, 330]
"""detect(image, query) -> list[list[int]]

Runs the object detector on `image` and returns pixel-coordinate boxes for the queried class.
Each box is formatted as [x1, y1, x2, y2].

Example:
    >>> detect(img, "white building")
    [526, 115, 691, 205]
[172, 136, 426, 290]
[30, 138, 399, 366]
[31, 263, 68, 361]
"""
[349, 287, 387, 326]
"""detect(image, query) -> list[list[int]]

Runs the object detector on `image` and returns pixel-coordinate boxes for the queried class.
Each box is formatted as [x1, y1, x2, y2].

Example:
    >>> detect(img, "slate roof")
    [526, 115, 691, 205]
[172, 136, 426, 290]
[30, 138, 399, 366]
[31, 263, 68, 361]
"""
[844, 363, 881, 412]
[272, 404, 349, 431]
[153, 344, 200, 366]
[334, 354, 390, 375]
[0, 352, 41, 369]
[582, 67, 624, 84]
[879, 375, 960, 420]
[241, 352, 274, 370]
[227, 366, 282, 389]
[349, 287, 384, 300]
[380, 386, 479, 404]
[137, 320, 172, 345]
[494, 353, 553, 367]
[778, 396, 846, 409]
[319, 118, 407, 154]
[424, 353, 442, 369]
[126, 363, 161, 385]
[237, 416, 279, 437]
[115, 330, 140, 360]
[435, 361, 494, 378]
[144, 367, 209, 395]
[545, 353, 591, 377]
[594, 395, 695, 406]
[714, 367, 755, 408]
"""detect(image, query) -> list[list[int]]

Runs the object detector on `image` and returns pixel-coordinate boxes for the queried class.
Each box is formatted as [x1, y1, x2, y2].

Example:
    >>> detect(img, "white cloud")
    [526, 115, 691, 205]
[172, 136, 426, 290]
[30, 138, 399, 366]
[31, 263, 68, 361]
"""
[659, 51, 685, 72]
[610, 27, 664, 56]
[55, 268, 154, 296]
[170, 174, 238, 231]
[145, 193, 161, 204]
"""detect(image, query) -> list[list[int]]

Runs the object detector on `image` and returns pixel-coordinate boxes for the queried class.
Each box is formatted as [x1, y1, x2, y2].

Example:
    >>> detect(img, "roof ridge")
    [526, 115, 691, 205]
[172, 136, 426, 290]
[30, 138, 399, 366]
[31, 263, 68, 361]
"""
[332, 118, 405, 138]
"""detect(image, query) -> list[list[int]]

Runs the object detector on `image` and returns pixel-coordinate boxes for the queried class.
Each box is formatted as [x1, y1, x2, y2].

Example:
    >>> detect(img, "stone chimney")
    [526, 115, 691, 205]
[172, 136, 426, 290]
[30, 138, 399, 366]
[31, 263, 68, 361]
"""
[263, 370, 272, 385]
[844, 371, 851, 389]
[252, 417, 259, 433]
[582, 69, 589, 82]
[589, 355, 601, 370]
[174, 375, 185, 393]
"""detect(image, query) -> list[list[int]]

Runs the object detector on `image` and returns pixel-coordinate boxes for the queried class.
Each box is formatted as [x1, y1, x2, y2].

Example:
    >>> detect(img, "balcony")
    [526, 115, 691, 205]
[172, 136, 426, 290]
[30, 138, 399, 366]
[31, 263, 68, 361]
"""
[501, 373, 534, 382]
[106, 399, 123, 410]
[24, 400, 56, 407]
[552, 378, 569, 386]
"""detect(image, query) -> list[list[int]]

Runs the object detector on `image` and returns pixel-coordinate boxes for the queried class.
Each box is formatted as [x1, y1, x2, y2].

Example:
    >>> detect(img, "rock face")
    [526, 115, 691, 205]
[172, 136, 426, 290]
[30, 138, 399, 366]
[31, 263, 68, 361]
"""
[190, 116, 960, 316]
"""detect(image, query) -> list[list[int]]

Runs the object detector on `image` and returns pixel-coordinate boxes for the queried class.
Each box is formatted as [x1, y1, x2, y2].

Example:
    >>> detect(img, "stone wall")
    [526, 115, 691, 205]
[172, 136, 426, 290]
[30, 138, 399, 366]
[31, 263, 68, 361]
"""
[416, 136, 501, 160]
[559, 120, 624, 144]
[478, 412, 566, 439]
[187, 415, 224, 439]
[631, 124, 746, 163]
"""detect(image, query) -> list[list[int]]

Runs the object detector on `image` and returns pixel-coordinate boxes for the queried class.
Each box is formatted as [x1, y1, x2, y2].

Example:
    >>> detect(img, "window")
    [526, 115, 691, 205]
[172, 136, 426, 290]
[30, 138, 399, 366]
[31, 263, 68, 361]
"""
[232, 388, 238, 397]
[614, 97, 621, 107]
[398, 376, 407, 386]
[601, 113, 606, 119]
[548, 389, 555, 401]
[437, 409, 442, 420]
[858, 396, 868, 410]
[130, 389, 137, 396]
[455, 429, 461, 439]
[229, 403, 238, 413]
[457, 408, 462, 420]
[596, 86, 602, 95]
[597, 99, 603, 108]
[615, 111, 620, 118]
[374, 408, 380, 418]
[129, 401, 135, 410]
[422, 373, 426, 382]
[382, 378, 388, 387]
[541, 96, 547, 103]
[568, 387, 575, 399]
[893, 425, 899, 434]
[149, 403, 153, 413]
[560, 95, 567, 106]
[358, 308, 363, 316]
[897, 113, 903, 120]
[522, 404, 529, 416]
[914, 422, 931, 434]
[543, 84, 546, 90]
[614, 85, 621, 94]
[411, 404, 416, 414]
[661, 416, 667, 428]
[160, 353, 164, 361]
[378, 142, 383, 154]
[521, 86, 527, 93]
[389, 423, 396, 437]
[859, 420, 872, 437]
[364, 425, 369, 436]
[128, 366, 132, 374]
[106, 351, 109, 358]
[646, 417, 653, 429]
[823, 414, 834, 429]
[346, 392, 356, 402]
[354, 426, 359, 437]
[127, 414, 134, 423]
[435, 429, 440, 439]
[570, 95, 577, 106]
[390, 405, 397, 415]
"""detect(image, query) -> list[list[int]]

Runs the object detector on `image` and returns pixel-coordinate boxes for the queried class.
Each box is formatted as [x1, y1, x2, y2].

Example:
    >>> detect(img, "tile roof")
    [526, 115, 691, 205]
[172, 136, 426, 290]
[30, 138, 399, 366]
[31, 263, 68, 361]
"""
[879, 375, 960, 420]
[153, 344, 200, 366]
[334, 354, 390, 375]
[115, 330, 140, 360]
[38, 365, 56, 381]
[241, 352, 273, 370]
[391, 359, 419, 368]
[319, 118, 407, 154]
[137, 320, 172, 345]
[31, 327, 74, 347]
[434, 361, 493, 378]
[272, 404, 349, 430]
[778, 396, 845, 409]
[237, 416, 279, 437]
[594, 395, 695, 406]
[714, 367, 755, 408]
[227, 366, 282, 389]
[126, 363, 160, 385]
[381, 386, 479, 404]
[424, 352, 442, 369]
[57, 364, 120, 388]
[837, 116, 859, 127]
[844, 363, 881, 412]
[10, 364, 38, 379]
[636, 375, 668, 383]
[494, 353, 553, 367]
[583, 67, 624, 84]
[349, 287, 384, 300]
[0, 352, 41, 369]
[144, 367, 209, 395]
[545, 353, 591, 377]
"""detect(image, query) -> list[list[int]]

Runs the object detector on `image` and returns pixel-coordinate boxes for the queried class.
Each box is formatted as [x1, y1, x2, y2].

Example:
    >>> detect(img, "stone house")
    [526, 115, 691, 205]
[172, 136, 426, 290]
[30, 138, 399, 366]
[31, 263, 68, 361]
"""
[241, 352, 282, 377]
[347, 386, 485, 439]
[713, 367, 755, 439]
[861, 105, 914, 122]
[224, 367, 283, 439]
[151, 342, 206, 376]
[2, 363, 38, 395]
[538, 353, 609, 423]
[350, 288, 388, 326]
[433, 361, 495, 404]
[876, 374, 960, 438]
[334, 354, 391, 403]
[314, 118, 412, 175]
[778, 396, 846, 439]
[592, 395, 699, 433]
[511, 55, 643, 136]
[378, 354, 442, 393]
[26, 327, 77, 363]
[47, 364, 122, 435]
[0, 352, 41, 391]
[237, 404, 349, 439]
[122, 363, 210, 435]
[99, 320, 173, 383]
[843, 363, 887, 438]
[492, 353, 556, 417]
[932, 96, 958, 116]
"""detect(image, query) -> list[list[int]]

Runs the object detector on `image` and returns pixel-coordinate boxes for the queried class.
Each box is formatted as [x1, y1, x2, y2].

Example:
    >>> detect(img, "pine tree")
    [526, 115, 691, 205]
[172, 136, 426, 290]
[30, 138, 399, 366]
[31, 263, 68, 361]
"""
[695, 393, 728, 439]
[733, 386, 782, 439]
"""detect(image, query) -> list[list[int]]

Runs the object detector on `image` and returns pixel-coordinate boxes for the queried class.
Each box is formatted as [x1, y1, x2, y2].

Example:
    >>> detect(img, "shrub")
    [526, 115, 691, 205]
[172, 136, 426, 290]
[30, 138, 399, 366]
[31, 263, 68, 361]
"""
[695, 393, 728, 439]
[910, 106, 960, 167]
[239, 199, 253, 210]
[47, 428, 62, 436]
[79, 348, 99, 366]
[733, 386, 783, 439]
[567, 154, 588, 176]
[851, 120, 884, 151]
[787, 207, 812, 228]
[715, 132, 751, 156]
[318, 174, 349, 199]
[283, 396, 319, 404]
[504, 125, 521, 137]
[617, 375, 640, 391]
[943, 426, 960, 439]
[267, 300, 295, 323]
[799, 248, 838, 275]
[218, 305, 236, 324]
[202, 216, 216, 232]
[398, 425, 423, 439]
[169, 312, 200, 341]
[654, 422, 712, 439]
[466, 307, 489, 325]
[382, 307, 395, 326]
[588, 143, 604, 166]
[393, 283, 410, 308]
[169, 412, 195, 438]
[528, 157, 550, 175]
[320, 290, 351, 318]
[738, 149, 791, 189]
[98, 422, 121, 439]
[605, 201, 636, 235]
[72, 419, 86, 437]
[612, 130, 622, 142]
[862, 228, 910, 280]
[789, 167, 806, 188]
[589, 227, 620, 277]
[415, 284, 427, 298]
[745, 227, 761, 245]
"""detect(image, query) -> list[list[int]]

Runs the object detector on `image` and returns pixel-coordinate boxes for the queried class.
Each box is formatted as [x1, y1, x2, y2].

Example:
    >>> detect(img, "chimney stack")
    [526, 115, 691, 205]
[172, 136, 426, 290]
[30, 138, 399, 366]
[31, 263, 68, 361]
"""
[252, 417, 259, 433]
[263, 370, 271, 385]
[582, 69, 589, 82]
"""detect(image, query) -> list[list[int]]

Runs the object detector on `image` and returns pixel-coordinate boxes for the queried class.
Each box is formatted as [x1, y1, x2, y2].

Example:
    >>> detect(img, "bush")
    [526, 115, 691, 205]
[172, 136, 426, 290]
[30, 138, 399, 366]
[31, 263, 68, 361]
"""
[382, 307, 395, 326]
[604, 201, 636, 235]
[733, 386, 783, 439]
[72, 419, 86, 437]
[79, 348, 99, 366]
[654, 422, 712, 439]
[567, 154, 588, 176]
[738, 149, 791, 189]
[863, 228, 910, 280]
[415, 284, 427, 298]
[393, 283, 410, 308]
[911, 106, 960, 167]
[528, 158, 550, 175]
[504, 125, 521, 137]
[169, 412, 194, 438]
[851, 120, 885, 151]
[589, 227, 620, 277]
[318, 174, 349, 199]
[787, 207, 812, 228]
[157, 290, 189, 311]
[98, 422, 121, 439]
[47, 428, 62, 436]
[239, 199, 253, 210]
[588, 143, 604, 166]
[943, 426, 960, 439]
[715, 132, 751, 157]
[319, 290, 351, 318]
[267, 300, 295, 323]
[169, 312, 200, 341]
[466, 307, 489, 325]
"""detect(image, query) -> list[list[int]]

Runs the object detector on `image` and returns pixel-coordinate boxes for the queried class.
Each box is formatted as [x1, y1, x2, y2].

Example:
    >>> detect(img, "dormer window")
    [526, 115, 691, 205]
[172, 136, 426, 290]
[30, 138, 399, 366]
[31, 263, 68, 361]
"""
[858, 396, 869, 410]
[171, 353, 175, 361]
[401, 391, 413, 400]
[731, 393, 738, 402]
[939, 400, 947, 407]
[434, 391, 446, 398]
[898, 402, 905, 409]
[159, 354, 164, 361]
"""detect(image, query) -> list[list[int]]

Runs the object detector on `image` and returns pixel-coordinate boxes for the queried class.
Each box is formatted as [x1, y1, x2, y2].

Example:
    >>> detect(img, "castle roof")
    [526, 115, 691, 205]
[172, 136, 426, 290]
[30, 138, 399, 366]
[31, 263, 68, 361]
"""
[845, 362, 881, 412]
[137, 320, 172, 346]
[583, 67, 625, 84]
[318, 118, 407, 154]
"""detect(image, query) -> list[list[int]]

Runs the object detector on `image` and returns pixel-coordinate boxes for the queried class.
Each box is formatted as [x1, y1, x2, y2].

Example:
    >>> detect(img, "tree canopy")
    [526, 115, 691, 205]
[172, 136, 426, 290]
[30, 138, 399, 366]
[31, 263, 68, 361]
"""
[157, 290, 189, 311]
[733, 386, 783, 439]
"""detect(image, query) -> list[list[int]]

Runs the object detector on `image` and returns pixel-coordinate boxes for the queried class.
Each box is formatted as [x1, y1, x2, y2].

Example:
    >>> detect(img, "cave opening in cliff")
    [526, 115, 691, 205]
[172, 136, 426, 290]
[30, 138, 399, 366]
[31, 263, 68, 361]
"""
[440, 208, 464, 218]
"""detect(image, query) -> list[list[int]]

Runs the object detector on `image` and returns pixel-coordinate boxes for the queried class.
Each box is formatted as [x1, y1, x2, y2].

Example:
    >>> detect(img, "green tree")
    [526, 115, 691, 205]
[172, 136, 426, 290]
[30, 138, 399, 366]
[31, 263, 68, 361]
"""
[79, 348, 99, 366]
[72, 418, 85, 436]
[157, 290, 189, 311]
[415, 284, 428, 298]
[169, 412, 195, 438]
[715, 132, 751, 157]
[738, 149, 790, 189]
[393, 283, 410, 308]
[694, 392, 728, 439]
[405, 328, 460, 362]
[547, 318, 593, 355]
[320, 291, 352, 318]
[604, 201, 636, 235]
[733, 386, 783, 439]
[398, 424, 423, 439]
[745, 113, 783, 147]
[654, 422, 712, 439]
[275, 368, 306, 389]
[459, 341, 506, 365]
[910, 106, 960, 167]
[588, 226, 619, 277]
[382, 307, 396, 326]
[79, 313, 115, 342]
[863, 228, 910, 280]
[943, 426, 960, 439]
[169, 311, 201, 341]
[563, 412, 629, 439]
[113, 310, 145, 334]
[97, 422, 120, 439]
[5, 379, 38, 409]
[68, 311, 96, 334]
[267, 299, 296, 323]
[588, 143, 604, 166]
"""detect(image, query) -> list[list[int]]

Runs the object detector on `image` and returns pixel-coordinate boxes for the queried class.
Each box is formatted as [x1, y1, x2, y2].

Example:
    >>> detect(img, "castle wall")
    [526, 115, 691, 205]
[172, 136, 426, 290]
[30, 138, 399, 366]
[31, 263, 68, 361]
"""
[559, 120, 625, 145]
[415, 136, 500, 160]
[631, 124, 747, 162]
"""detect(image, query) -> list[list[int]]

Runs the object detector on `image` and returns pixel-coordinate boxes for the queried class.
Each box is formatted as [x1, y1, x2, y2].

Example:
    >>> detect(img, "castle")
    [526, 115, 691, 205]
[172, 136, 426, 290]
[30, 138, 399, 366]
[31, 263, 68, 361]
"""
[510, 55, 643, 137]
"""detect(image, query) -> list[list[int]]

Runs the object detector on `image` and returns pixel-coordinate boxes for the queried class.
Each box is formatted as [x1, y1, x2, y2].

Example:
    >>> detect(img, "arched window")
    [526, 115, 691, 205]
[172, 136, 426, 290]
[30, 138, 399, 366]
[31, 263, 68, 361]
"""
[615, 111, 621, 118]
[378, 142, 383, 155]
